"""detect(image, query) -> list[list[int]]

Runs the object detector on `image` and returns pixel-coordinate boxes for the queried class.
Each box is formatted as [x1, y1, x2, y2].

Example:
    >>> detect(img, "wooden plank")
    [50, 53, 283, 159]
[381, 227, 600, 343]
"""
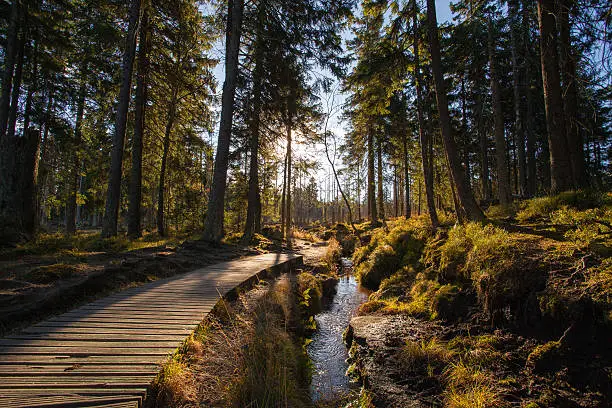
[2, 395, 142, 408]
[0, 347, 174, 355]
[0, 253, 302, 407]
[0, 377, 153, 388]
[0, 355, 164, 365]
[8, 334, 187, 341]
[0, 340, 182, 348]
[0, 365, 162, 375]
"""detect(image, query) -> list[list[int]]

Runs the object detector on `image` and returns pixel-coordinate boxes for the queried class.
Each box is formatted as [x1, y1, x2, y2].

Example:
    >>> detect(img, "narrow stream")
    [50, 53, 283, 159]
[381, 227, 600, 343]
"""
[308, 258, 371, 402]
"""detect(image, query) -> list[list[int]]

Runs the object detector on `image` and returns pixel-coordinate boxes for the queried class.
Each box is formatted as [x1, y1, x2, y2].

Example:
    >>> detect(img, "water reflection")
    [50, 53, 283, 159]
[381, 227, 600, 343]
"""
[308, 259, 370, 402]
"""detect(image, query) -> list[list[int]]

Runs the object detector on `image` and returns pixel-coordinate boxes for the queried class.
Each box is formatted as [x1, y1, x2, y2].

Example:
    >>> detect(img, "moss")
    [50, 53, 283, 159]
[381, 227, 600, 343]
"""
[297, 272, 323, 315]
[24, 263, 84, 284]
[526, 341, 563, 374]
[355, 244, 400, 290]
[516, 190, 611, 223]
[431, 284, 473, 321]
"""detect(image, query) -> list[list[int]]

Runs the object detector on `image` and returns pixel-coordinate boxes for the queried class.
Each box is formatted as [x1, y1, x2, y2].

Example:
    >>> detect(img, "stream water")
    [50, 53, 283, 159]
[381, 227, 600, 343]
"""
[308, 258, 371, 402]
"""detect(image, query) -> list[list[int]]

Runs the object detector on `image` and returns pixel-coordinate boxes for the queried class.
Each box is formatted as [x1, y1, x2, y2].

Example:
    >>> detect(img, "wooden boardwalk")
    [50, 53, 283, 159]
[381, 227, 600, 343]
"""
[0, 252, 302, 408]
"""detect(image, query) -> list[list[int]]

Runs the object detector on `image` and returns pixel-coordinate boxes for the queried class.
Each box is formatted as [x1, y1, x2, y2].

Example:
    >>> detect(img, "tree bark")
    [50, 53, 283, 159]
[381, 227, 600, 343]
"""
[523, 0, 537, 196]
[285, 124, 292, 238]
[280, 151, 287, 238]
[413, 0, 438, 226]
[128, 2, 150, 238]
[488, 17, 512, 206]
[509, 0, 527, 197]
[426, 0, 485, 222]
[367, 129, 378, 223]
[66, 68, 87, 235]
[537, 0, 573, 193]
[243, 1, 265, 242]
[377, 134, 385, 221]
[202, 0, 244, 243]
[403, 136, 411, 219]
[7, 30, 25, 140]
[102, 0, 141, 237]
[157, 93, 178, 237]
[0, 129, 40, 244]
[0, 0, 20, 140]
[559, 0, 587, 187]
[22, 40, 38, 136]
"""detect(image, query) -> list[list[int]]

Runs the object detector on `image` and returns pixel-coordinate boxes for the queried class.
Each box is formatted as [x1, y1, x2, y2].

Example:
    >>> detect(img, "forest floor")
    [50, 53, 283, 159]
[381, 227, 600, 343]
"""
[342, 191, 612, 408]
[0, 230, 278, 336]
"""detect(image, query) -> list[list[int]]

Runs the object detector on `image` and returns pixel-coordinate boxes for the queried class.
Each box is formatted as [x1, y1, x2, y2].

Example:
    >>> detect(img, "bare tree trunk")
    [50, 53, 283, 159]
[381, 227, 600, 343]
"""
[509, 0, 527, 197]
[280, 152, 287, 238]
[7, 30, 25, 140]
[157, 93, 178, 237]
[537, 0, 573, 193]
[243, 1, 265, 243]
[523, 0, 537, 196]
[377, 134, 385, 221]
[412, 0, 438, 226]
[402, 135, 411, 218]
[488, 17, 512, 206]
[285, 126, 292, 239]
[356, 161, 361, 221]
[0, 0, 20, 139]
[0, 129, 40, 244]
[128, 2, 150, 238]
[426, 0, 485, 222]
[66, 68, 87, 235]
[368, 129, 378, 224]
[202, 0, 244, 243]
[22, 40, 38, 136]
[559, 0, 587, 187]
[102, 0, 141, 237]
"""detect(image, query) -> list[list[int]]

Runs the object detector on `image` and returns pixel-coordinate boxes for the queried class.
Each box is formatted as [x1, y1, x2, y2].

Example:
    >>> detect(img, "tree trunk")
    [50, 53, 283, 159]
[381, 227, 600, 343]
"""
[488, 17, 512, 206]
[22, 40, 38, 136]
[368, 129, 378, 223]
[402, 135, 411, 219]
[559, 0, 587, 187]
[0, 0, 20, 139]
[7, 30, 25, 140]
[413, 0, 438, 226]
[280, 152, 287, 238]
[202, 0, 244, 243]
[285, 126, 292, 237]
[66, 69, 87, 235]
[102, 0, 141, 237]
[157, 94, 178, 237]
[537, 0, 573, 193]
[509, 0, 527, 197]
[243, 1, 265, 242]
[0, 129, 40, 244]
[426, 0, 485, 222]
[128, 2, 150, 238]
[523, 0, 537, 196]
[377, 134, 385, 221]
